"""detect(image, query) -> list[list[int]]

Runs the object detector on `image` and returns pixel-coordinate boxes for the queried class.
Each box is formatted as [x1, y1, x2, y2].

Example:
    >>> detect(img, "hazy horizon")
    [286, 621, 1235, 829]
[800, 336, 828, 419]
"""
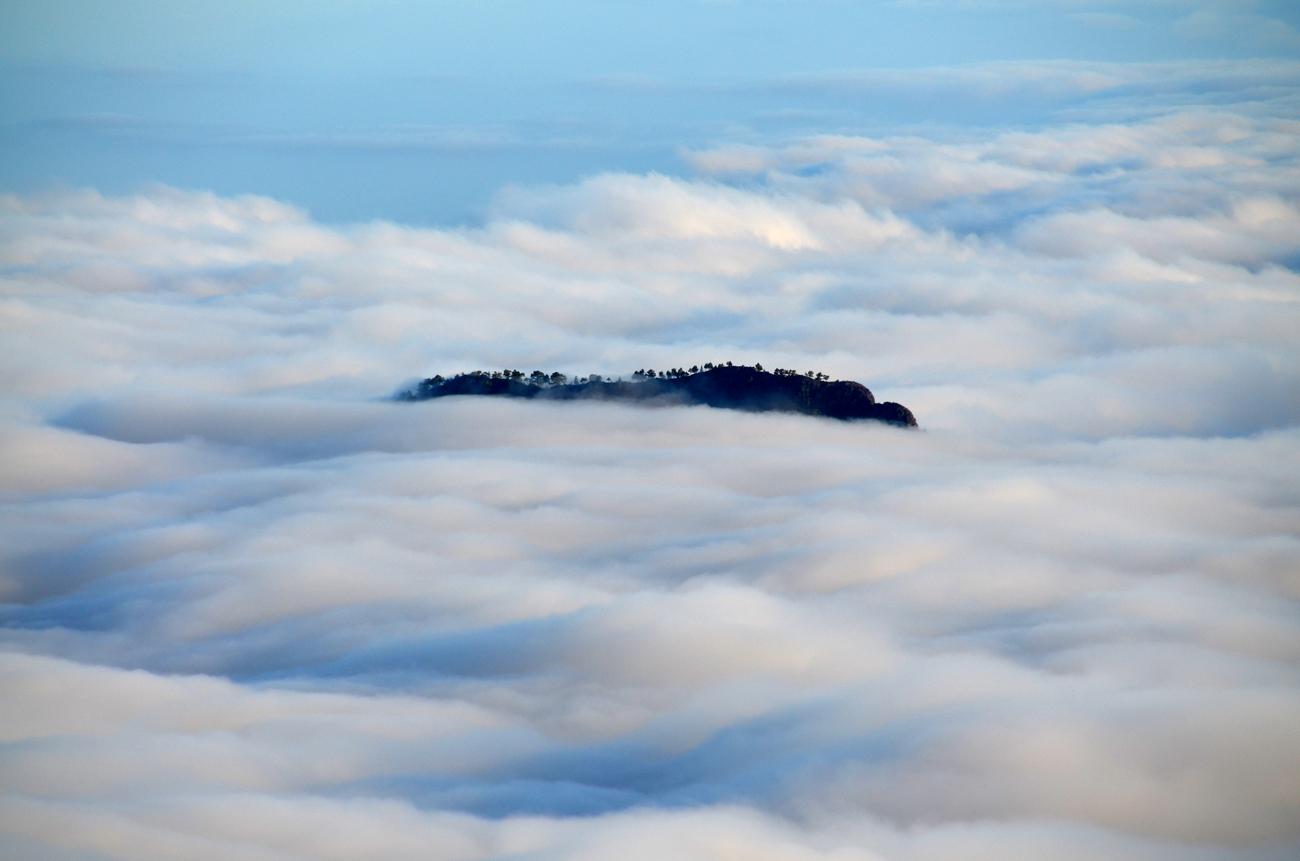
[5, 1, 1300, 223]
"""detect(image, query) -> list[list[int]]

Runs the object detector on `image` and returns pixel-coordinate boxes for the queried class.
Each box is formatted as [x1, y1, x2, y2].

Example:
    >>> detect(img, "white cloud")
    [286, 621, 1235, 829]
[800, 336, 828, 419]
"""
[2, 60, 1299, 860]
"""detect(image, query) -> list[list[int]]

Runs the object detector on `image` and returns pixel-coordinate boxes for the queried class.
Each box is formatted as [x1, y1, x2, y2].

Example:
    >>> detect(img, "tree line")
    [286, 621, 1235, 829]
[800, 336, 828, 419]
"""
[631, 363, 831, 381]
[423, 364, 835, 388]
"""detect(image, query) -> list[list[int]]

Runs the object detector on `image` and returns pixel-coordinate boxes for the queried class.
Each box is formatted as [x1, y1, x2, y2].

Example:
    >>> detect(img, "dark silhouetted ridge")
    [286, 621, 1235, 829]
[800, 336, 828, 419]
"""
[397, 365, 917, 427]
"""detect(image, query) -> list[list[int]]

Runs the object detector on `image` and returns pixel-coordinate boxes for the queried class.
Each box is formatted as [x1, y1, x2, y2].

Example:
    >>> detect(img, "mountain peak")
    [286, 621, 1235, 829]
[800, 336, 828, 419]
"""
[398, 364, 917, 427]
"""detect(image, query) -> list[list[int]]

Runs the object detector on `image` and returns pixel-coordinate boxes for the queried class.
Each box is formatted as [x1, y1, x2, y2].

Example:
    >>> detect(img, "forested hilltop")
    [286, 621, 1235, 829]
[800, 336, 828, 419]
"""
[398, 363, 917, 427]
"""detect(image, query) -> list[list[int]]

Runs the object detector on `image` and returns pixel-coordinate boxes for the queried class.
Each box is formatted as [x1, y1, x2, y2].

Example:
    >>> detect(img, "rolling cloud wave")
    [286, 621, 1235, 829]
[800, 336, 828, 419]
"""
[2, 65, 1298, 860]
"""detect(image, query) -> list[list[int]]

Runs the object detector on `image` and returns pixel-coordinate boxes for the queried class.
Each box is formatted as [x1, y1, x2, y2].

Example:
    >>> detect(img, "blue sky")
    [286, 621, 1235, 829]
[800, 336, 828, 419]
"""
[3, 1, 1299, 222]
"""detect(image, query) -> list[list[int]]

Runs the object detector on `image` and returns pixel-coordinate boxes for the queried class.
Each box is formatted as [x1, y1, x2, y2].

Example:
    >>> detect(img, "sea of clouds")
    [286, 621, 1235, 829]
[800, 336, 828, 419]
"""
[2, 60, 1299, 860]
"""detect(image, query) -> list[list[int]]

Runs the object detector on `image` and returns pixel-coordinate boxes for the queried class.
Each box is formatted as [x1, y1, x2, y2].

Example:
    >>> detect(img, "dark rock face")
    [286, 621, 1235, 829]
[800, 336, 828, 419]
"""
[399, 366, 917, 427]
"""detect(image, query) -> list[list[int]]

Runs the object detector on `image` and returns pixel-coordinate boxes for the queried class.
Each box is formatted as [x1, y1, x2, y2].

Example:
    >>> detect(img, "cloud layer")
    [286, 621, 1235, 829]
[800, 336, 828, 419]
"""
[2, 61, 1299, 860]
